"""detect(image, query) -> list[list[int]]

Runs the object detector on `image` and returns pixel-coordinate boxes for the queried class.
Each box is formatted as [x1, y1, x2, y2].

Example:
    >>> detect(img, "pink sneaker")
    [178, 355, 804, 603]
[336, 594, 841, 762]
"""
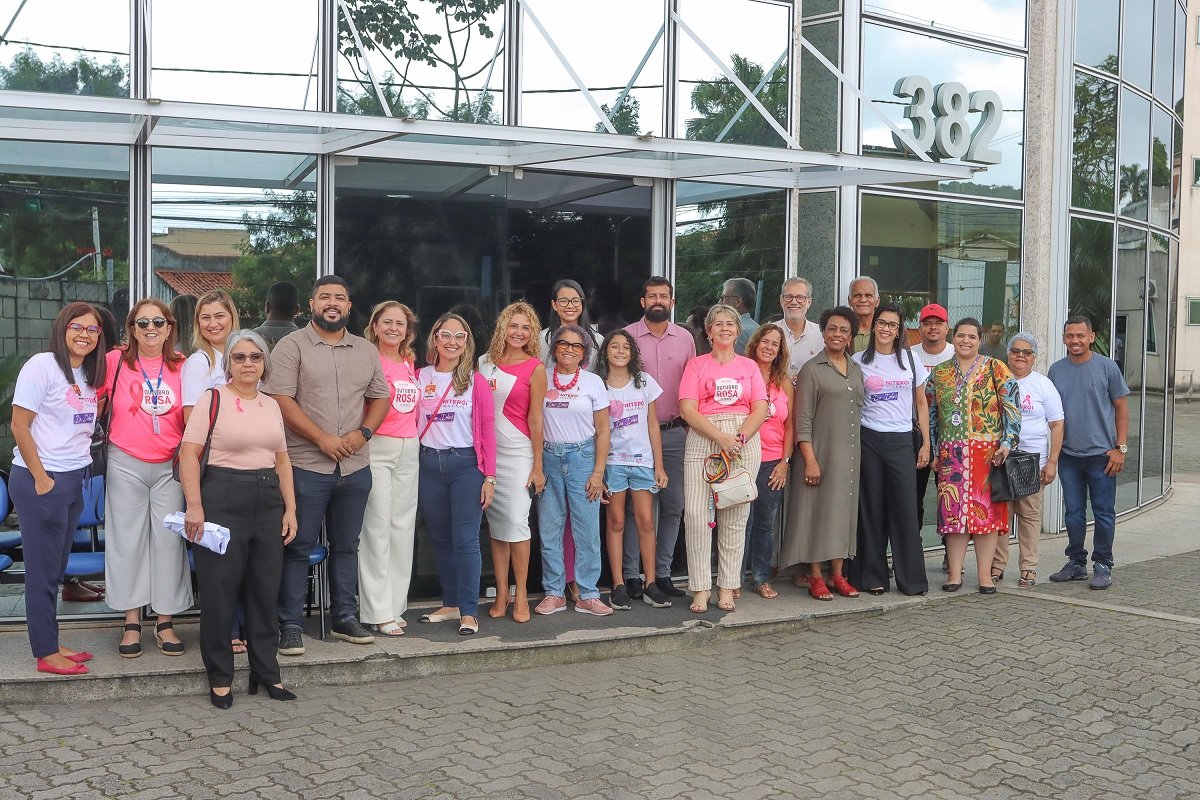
[534, 595, 567, 615]
[574, 598, 614, 617]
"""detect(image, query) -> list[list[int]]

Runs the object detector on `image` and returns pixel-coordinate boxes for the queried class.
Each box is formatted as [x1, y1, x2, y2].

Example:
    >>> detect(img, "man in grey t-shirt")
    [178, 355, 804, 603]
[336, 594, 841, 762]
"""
[1046, 315, 1129, 589]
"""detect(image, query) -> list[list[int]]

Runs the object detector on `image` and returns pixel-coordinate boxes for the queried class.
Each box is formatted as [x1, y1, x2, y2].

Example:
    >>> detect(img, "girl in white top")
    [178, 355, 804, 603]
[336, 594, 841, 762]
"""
[539, 279, 603, 369]
[595, 330, 671, 610]
[181, 289, 239, 422]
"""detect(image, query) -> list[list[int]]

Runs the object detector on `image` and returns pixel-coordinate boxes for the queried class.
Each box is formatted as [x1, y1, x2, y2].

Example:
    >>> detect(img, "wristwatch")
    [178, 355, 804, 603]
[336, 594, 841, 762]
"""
[484, 476, 498, 486]
[1117, 443, 1128, 454]
[359, 426, 373, 441]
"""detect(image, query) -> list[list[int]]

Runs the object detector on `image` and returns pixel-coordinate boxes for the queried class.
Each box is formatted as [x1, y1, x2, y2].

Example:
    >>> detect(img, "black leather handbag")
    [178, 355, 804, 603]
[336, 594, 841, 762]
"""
[990, 449, 1041, 502]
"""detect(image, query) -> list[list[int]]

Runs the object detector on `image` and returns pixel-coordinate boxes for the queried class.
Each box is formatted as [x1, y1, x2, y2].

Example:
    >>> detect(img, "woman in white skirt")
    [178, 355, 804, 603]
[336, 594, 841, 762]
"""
[358, 301, 422, 636]
[479, 302, 547, 623]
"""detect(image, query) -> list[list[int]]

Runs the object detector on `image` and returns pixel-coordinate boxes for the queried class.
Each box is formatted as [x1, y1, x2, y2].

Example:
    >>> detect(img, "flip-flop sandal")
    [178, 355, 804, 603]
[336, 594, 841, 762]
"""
[374, 622, 404, 636]
[231, 639, 247, 654]
[755, 583, 779, 599]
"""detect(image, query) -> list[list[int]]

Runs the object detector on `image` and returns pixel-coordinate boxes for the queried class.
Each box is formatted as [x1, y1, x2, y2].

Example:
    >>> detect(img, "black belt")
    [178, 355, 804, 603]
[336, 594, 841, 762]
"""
[659, 418, 688, 431]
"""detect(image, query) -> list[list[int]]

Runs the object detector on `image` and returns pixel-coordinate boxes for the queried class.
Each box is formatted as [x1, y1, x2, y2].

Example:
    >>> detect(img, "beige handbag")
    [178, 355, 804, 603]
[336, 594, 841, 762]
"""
[705, 451, 758, 510]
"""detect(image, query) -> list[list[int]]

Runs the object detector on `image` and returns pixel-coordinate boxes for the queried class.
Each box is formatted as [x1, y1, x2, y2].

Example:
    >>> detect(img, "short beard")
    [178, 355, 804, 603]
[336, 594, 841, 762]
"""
[314, 314, 348, 332]
[644, 305, 670, 323]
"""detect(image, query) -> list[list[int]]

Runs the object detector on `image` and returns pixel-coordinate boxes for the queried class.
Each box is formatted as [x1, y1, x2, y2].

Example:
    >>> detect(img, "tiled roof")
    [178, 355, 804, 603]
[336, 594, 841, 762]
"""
[154, 269, 234, 297]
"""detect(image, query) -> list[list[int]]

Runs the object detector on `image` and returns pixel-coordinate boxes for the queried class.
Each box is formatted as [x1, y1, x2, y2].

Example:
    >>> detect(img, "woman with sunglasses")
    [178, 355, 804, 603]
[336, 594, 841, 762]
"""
[539, 279, 603, 368]
[849, 303, 930, 596]
[479, 302, 547, 623]
[9, 303, 106, 675]
[678, 305, 768, 614]
[104, 299, 191, 657]
[534, 324, 612, 617]
[179, 330, 298, 708]
[416, 314, 496, 636]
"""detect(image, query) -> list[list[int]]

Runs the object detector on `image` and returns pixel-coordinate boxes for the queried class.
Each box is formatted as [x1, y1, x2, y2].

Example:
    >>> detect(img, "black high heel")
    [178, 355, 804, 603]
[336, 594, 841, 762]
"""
[248, 674, 296, 701]
[209, 688, 233, 710]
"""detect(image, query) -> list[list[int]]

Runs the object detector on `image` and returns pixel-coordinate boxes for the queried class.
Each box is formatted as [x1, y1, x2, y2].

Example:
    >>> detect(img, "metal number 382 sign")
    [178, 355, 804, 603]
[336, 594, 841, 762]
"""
[891, 76, 1004, 165]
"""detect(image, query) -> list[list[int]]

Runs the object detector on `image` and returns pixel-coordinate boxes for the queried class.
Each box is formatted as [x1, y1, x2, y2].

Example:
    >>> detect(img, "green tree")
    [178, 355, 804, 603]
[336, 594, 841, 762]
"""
[0, 47, 127, 96]
[684, 54, 788, 146]
[230, 191, 316, 324]
[597, 97, 643, 136]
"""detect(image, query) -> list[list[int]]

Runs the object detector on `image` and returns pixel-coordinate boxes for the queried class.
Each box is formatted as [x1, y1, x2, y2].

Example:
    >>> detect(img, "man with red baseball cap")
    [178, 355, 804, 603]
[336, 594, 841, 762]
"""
[915, 303, 953, 555]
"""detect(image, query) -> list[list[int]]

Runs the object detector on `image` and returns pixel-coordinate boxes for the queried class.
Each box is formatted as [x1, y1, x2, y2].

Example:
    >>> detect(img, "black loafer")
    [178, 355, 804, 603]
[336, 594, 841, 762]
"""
[656, 577, 686, 598]
[978, 585, 997, 595]
[941, 582, 962, 593]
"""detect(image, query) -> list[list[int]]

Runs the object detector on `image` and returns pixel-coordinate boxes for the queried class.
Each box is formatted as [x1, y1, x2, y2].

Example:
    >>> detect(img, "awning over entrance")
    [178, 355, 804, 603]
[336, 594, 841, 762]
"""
[0, 89, 979, 190]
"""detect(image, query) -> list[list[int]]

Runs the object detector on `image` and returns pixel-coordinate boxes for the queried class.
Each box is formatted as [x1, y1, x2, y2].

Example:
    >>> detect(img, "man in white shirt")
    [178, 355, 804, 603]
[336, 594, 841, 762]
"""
[914, 303, 954, 551]
[772, 277, 824, 379]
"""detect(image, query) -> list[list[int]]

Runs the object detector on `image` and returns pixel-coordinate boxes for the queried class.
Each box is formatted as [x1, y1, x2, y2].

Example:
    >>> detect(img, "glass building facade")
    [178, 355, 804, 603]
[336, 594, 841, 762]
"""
[0, 0, 1183, 610]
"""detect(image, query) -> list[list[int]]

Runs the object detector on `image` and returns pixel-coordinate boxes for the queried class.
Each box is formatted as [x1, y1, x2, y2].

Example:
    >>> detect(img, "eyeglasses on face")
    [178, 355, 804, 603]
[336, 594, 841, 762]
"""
[134, 317, 168, 329]
[780, 294, 811, 303]
[67, 323, 102, 335]
[435, 330, 469, 343]
[554, 297, 583, 308]
[1009, 348, 1034, 357]
[874, 320, 901, 331]
[230, 351, 264, 364]
[555, 340, 586, 353]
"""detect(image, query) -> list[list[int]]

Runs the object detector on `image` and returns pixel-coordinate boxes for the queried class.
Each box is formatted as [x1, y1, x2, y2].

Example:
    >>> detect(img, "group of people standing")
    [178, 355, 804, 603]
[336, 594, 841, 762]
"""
[9, 271, 1129, 709]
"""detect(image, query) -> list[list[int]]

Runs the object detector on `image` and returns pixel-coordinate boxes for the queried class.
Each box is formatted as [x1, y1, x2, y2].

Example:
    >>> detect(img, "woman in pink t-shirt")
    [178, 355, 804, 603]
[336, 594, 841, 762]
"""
[479, 302, 547, 624]
[678, 304, 768, 614]
[358, 302, 422, 636]
[103, 298, 190, 659]
[742, 325, 794, 600]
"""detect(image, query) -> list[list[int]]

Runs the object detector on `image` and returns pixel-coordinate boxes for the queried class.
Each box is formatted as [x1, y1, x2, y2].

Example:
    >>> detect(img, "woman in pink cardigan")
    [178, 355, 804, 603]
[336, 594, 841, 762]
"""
[415, 312, 496, 636]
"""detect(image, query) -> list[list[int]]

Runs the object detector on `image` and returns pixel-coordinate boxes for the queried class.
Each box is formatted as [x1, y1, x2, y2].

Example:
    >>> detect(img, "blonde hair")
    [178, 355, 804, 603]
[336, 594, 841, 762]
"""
[426, 312, 476, 396]
[365, 301, 418, 360]
[486, 301, 541, 365]
[704, 303, 742, 333]
[192, 289, 240, 367]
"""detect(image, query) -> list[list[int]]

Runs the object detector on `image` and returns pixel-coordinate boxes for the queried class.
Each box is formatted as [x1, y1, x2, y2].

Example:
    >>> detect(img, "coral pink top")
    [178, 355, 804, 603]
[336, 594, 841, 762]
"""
[480, 355, 540, 440]
[678, 353, 767, 416]
[758, 383, 790, 461]
[105, 348, 185, 463]
[374, 356, 420, 439]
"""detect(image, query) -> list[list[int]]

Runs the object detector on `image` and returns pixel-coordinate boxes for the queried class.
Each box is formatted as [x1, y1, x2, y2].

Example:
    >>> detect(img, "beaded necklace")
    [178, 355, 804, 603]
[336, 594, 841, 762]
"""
[553, 369, 581, 392]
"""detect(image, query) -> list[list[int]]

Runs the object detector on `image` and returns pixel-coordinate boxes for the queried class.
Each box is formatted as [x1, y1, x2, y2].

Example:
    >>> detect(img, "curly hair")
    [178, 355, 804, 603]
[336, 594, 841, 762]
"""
[595, 329, 647, 388]
[425, 313, 476, 396]
[744, 324, 789, 391]
[365, 301, 418, 361]
[486, 301, 542, 365]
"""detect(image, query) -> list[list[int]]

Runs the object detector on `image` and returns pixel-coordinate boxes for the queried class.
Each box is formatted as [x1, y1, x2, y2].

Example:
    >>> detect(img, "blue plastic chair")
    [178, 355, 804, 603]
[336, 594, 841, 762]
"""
[64, 475, 107, 578]
[0, 477, 16, 553]
[0, 554, 12, 573]
[307, 544, 329, 639]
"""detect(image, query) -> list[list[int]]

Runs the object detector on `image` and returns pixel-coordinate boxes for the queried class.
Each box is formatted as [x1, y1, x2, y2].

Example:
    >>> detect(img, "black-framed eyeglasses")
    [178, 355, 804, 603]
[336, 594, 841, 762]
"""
[555, 340, 586, 353]
[874, 320, 901, 331]
[230, 351, 264, 364]
[1009, 348, 1034, 357]
[134, 317, 168, 329]
[780, 294, 811, 303]
[554, 297, 583, 308]
[67, 323, 102, 335]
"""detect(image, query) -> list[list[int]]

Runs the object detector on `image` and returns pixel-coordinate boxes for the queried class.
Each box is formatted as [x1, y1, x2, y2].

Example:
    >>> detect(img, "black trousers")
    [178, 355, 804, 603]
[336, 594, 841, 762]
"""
[916, 464, 934, 528]
[850, 428, 929, 595]
[193, 466, 284, 689]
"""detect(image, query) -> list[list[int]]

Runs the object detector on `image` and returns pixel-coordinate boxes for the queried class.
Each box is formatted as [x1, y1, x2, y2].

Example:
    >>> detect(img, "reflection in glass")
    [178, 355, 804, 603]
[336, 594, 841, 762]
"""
[1152, 0, 1174, 104]
[799, 21, 839, 152]
[1172, 121, 1183, 229]
[1174, 5, 1185, 118]
[1165, 239, 1178, 483]
[794, 191, 837, 311]
[675, 182, 786, 325]
[0, 0, 128, 97]
[1072, 72, 1117, 212]
[866, 0, 1026, 47]
[803, 0, 840, 17]
[1074, 0, 1118, 73]
[1118, 89, 1150, 221]
[1121, 0, 1152, 89]
[1141, 233, 1169, 499]
[862, 23, 1026, 198]
[1150, 106, 1171, 229]
[1068, 216, 1113, 354]
[151, 0, 317, 109]
[676, 0, 791, 147]
[520, 0, 663, 134]
[1114, 225, 1146, 511]
[337, 0, 505, 122]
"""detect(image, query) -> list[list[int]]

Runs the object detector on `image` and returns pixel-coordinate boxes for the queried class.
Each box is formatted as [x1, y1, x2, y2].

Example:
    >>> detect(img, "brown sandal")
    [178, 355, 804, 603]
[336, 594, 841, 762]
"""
[1018, 570, 1036, 588]
[755, 582, 779, 599]
[806, 575, 833, 601]
[717, 589, 736, 611]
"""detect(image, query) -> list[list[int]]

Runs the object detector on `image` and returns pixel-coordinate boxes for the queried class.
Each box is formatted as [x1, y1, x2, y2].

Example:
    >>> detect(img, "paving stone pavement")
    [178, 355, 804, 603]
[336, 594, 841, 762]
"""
[2, 559, 1198, 800]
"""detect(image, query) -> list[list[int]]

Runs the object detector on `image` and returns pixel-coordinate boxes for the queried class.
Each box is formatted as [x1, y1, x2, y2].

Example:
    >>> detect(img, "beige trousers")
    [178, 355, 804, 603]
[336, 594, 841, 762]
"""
[992, 486, 1042, 574]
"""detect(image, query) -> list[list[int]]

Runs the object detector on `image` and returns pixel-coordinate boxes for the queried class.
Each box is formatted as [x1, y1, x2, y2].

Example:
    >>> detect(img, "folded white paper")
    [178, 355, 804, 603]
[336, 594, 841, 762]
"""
[163, 511, 230, 555]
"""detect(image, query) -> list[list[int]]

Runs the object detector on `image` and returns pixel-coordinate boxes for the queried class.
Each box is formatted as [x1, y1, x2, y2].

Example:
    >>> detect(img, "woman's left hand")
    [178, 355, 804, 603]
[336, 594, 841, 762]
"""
[281, 510, 298, 545]
[916, 444, 931, 469]
[992, 445, 1011, 466]
[768, 461, 789, 491]
[527, 468, 546, 496]
[480, 481, 495, 511]
[654, 468, 669, 490]
[585, 472, 605, 502]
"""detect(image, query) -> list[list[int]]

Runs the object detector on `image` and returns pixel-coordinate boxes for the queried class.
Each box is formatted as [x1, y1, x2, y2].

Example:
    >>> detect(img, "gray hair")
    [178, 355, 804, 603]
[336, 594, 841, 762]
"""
[1007, 331, 1040, 355]
[223, 329, 272, 383]
[781, 276, 813, 296]
[705, 303, 743, 333]
[550, 324, 595, 368]
[849, 276, 879, 298]
[722, 277, 757, 310]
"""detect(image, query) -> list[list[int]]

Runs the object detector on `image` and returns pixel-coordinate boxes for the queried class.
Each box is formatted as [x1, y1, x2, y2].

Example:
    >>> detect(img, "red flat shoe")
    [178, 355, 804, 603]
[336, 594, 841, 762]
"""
[64, 651, 94, 664]
[36, 658, 89, 676]
[830, 574, 859, 598]
[806, 575, 833, 601]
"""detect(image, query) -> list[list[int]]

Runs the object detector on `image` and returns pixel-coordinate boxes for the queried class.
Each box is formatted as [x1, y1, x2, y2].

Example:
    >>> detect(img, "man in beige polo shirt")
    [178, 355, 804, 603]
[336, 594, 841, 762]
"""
[264, 275, 389, 655]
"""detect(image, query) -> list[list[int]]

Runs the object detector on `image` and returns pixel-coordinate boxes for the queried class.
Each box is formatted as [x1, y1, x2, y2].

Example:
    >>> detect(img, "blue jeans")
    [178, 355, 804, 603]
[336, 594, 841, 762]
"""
[417, 446, 483, 617]
[1059, 453, 1116, 568]
[539, 440, 602, 600]
[278, 464, 372, 631]
[744, 459, 783, 585]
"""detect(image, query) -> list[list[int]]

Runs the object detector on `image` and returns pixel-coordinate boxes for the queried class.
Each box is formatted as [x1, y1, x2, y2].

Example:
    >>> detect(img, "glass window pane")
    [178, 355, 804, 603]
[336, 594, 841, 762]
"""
[802, 0, 840, 17]
[795, 191, 838, 311]
[151, 0, 318, 110]
[520, 1, 664, 134]
[862, 24, 1026, 199]
[1118, 89, 1150, 220]
[337, 0, 505, 122]
[1075, 0, 1119, 73]
[0, 0, 128, 97]
[1068, 216, 1113, 354]
[798, 21, 839, 152]
[860, 194, 1022, 334]
[1121, 0, 1153, 89]
[676, 0, 791, 147]
[1172, 121, 1183, 228]
[1174, 5, 1185, 118]
[675, 181, 786, 331]
[1114, 225, 1146, 511]
[1150, 105, 1171, 228]
[1142, 232, 1169, 499]
[1166, 240, 1178, 482]
[1072, 72, 1118, 212]
[867, 0, 1026, 48]
[1152, 0, 1175, 102]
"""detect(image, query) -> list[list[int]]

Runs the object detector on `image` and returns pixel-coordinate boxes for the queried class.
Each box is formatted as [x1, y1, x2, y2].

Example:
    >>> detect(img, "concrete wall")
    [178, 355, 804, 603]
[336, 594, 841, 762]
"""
[0, 279, 111, 359]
